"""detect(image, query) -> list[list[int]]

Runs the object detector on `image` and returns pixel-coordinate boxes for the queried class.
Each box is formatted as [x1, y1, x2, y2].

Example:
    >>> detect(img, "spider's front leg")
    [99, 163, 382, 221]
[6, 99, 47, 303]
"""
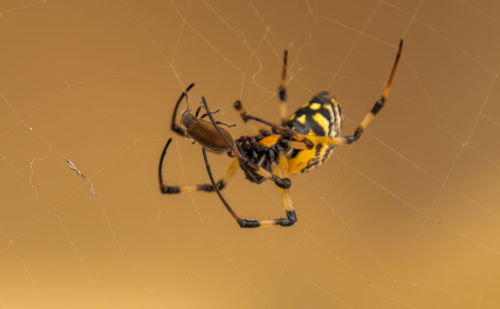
[158, 138, 238, 194]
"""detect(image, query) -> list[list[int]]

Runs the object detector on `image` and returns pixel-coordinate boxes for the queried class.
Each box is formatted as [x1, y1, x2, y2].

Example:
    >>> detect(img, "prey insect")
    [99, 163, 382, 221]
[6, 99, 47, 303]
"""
[159, 40, 404, 228]
[170, 83, 236, 154]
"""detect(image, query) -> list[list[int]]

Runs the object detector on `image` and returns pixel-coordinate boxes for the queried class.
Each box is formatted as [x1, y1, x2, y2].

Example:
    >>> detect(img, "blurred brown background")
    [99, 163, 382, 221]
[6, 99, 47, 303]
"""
[1, 0, 500, 308]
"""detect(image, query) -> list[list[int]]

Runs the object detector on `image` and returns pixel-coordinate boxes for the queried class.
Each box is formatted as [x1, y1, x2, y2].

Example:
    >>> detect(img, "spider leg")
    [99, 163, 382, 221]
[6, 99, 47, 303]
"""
[233, 100, 313, 149]
[171, 83, 195, 137]
[233, 100, 262, 134]
[270, 151, 297, 226]
[304, 40, 403, 146]
[158, 138, 239, 194]
[232, 51, 288, 131]
[201, 96, 292, 189]
[202, 147, 296, 228]
[278, 50, 288, 125]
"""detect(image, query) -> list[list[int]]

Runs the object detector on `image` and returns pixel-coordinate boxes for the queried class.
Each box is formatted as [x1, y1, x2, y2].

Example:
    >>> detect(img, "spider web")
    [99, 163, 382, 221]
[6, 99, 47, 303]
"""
[1, 0, 500, 308]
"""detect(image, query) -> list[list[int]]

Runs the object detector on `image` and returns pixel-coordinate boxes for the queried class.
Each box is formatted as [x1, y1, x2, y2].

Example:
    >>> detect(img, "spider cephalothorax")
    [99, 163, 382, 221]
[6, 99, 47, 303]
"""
[235, 132, 291, 184]
[159, 40, 403, 228]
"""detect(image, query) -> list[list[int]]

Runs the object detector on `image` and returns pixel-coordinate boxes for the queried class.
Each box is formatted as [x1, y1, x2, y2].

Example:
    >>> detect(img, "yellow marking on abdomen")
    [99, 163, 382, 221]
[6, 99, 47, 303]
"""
[312, 112, 330, 133]
[323, 104, 334, 119]
[310, 103, 321, 110]
[258, 134, 281, 147]
[296, 114, 306, 124]
[288, 147, 317, 174]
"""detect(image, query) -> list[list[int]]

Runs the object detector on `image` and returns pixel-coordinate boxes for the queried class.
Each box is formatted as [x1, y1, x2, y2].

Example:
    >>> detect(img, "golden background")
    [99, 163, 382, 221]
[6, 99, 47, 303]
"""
[1, 0, 499, 308]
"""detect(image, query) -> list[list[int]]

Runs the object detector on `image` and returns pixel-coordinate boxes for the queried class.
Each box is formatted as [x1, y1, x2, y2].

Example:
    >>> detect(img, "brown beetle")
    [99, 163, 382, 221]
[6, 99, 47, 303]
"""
[171, 83, 235, 154]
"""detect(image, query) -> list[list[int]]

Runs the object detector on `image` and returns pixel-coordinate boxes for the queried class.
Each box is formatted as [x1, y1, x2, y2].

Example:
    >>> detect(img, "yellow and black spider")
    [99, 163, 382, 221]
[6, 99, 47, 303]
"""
[159, 39, 403, 228]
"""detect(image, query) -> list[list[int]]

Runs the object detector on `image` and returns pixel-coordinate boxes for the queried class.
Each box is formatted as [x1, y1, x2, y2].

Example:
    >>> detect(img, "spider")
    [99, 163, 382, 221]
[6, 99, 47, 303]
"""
[159, 39, 403, 228]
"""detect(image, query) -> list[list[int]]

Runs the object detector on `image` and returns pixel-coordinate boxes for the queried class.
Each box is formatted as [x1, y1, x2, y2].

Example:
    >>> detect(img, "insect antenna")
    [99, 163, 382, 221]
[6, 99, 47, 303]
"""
[171, 83, 195, 136]
[182, 85, 192, 117]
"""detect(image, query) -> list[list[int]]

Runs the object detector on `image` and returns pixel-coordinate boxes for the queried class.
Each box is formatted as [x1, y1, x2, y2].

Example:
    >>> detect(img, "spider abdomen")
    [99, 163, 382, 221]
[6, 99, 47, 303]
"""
[286, 91, 343, 137]
[286, 91, 343, 174]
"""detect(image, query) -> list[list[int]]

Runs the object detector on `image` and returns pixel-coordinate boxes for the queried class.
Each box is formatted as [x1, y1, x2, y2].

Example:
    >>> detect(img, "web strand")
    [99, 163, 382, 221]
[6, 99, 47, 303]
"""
[1, 0, 499, 307]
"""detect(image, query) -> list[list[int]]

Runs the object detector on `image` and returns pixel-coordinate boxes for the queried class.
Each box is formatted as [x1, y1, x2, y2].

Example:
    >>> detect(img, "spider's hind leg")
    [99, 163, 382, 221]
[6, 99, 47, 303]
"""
[304, 40, 404, 146]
